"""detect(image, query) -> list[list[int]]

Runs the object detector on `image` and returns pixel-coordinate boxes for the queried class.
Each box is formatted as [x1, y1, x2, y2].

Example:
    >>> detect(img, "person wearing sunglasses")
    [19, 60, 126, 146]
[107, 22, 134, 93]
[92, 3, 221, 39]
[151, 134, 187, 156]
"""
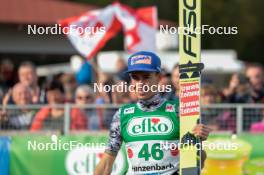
[75, 85, 101, 130]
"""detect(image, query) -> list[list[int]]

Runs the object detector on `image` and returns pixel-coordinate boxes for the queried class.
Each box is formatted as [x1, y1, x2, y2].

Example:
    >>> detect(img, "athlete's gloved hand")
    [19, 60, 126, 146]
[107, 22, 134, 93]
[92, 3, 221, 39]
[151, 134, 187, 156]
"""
[192, 124, 212, 141]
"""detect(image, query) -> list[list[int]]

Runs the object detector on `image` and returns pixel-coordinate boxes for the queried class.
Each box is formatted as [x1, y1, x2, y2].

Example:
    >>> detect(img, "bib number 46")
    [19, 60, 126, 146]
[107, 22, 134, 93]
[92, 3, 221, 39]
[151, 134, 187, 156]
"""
[138, 143, 164, 161]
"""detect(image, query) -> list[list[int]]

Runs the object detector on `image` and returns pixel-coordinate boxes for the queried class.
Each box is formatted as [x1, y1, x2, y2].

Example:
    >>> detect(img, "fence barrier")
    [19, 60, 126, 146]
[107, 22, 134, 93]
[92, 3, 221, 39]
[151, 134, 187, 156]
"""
[1, 104, 263, 134]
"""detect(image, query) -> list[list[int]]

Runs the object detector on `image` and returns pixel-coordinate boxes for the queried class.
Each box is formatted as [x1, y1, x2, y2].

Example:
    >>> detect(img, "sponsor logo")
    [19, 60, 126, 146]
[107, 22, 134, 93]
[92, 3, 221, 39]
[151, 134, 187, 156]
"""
[132, 163, 174, 172]
[65, 147, 103, 175]
[124, 107, 135, 114]
[131, 55, 152, 65]
[166, 104, 175, 112]
[180, 82, 200, 116]
[182, 0, 198, 58]
[65, 146, 126, 175]
[127, 116, 173, 136]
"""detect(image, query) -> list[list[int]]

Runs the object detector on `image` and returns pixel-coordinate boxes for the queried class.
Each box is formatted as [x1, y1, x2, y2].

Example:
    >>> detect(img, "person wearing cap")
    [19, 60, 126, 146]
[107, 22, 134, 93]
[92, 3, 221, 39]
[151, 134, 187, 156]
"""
[94, 51, 211, 175]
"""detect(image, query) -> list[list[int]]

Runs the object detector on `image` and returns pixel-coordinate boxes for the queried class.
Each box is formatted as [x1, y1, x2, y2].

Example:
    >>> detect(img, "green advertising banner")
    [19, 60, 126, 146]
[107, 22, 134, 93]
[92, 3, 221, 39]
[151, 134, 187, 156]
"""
[9, 133, 264, 175]
[10, 133, 128, 175]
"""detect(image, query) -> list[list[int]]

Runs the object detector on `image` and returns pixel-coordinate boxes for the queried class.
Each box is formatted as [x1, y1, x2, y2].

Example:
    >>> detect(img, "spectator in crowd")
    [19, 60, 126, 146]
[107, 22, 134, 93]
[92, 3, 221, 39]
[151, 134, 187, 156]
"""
[75, 85, 102, 130]
[201, 84, 220, 105]
[159, 68, 172, 97]
[222, 73, 253, 103]
[242, 64, 264, 130]
[164, 64, 179, 101]
[96, 78, 125, 129]
[93, 71, 114, 129]
[201, 85, 236, 132]
[18, 62, 40, 104]
[30, 80, 87, 132]
[75, 85, 95, 105]
[245, 63, 264, 103]
[0, 83, 36, 129]
[61, 74, 77, 102]
[116, 57, 130, 83]
[95, 71, 112, 104]
[0, 59, 16, 101]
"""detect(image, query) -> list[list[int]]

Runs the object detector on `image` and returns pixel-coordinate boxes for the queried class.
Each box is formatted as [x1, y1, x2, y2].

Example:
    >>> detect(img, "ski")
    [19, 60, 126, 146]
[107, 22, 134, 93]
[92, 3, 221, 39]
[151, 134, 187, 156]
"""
[179, 0, 204, 175]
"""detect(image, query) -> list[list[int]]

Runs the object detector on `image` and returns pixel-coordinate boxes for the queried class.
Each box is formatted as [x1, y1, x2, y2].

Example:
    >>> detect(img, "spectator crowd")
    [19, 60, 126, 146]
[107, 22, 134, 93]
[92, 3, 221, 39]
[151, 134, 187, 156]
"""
[1, 58, 264, 133]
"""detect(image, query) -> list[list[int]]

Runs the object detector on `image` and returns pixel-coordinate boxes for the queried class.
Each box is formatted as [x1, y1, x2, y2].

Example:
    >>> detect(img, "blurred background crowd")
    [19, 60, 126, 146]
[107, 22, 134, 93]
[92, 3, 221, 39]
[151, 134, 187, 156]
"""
[1, 57, 264, 133]
[0, 0, 264, 134]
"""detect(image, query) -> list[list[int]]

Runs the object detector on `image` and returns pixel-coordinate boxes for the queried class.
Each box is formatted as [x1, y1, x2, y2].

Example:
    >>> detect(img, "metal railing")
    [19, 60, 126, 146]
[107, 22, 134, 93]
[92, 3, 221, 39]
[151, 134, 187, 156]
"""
[0, 103, 263, 135]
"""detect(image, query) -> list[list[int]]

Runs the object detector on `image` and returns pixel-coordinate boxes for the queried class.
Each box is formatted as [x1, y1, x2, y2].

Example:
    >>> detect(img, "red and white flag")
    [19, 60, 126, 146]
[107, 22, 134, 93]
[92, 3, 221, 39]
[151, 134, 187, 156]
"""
[59, 3, 157, 60]
[113, 3, 157, 52]
[60, 6, 121, 59]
